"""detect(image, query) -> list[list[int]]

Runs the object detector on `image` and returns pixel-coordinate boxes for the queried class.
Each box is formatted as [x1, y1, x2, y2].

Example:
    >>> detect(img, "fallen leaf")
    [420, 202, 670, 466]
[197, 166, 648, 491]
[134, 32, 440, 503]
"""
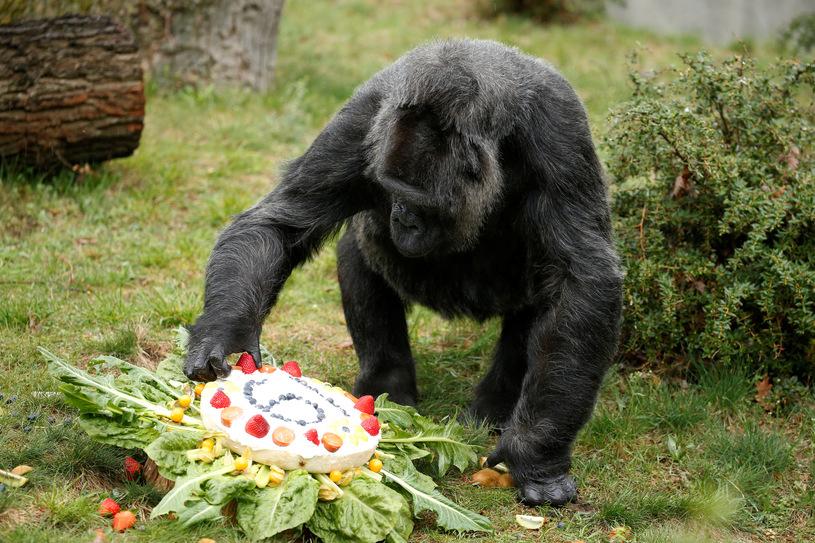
[670, 165, 692, 198]
[337, 339, 354, 350]
[11, 465, 32, 476]
[755, 376, 772, 405]
[782, 145, 800, 172]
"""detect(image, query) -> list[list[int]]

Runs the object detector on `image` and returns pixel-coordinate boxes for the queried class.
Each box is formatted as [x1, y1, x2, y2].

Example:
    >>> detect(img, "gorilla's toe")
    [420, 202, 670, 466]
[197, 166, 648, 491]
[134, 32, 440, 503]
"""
[518, 474, 576, 507]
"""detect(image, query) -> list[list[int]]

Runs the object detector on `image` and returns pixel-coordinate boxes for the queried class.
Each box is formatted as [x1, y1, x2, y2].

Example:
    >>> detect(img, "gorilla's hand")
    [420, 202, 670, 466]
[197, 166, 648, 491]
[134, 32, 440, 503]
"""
[485, 425, 576, 507]
[184, 318, 262, 382]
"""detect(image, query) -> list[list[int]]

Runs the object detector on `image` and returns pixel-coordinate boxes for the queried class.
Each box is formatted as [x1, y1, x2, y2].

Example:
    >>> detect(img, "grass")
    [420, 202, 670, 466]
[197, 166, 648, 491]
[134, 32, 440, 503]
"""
[1, 0, 814, 541]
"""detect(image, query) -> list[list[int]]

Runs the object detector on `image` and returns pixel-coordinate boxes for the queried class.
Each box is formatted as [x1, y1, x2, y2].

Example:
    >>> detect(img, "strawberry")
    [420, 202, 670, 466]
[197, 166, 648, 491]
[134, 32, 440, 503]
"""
[245, 414, 270, 438]
[281, 361, 302, 378]
[209, 389, 231, 408]
[112, 510, 137, 532]
[304, 428, 320, 445]
[361, 416, 380, 436]
[353, 395, 375, 415]
[98, 497, 121, 516]
[123, 456, 141, 480]
[236, 352, 256, 374]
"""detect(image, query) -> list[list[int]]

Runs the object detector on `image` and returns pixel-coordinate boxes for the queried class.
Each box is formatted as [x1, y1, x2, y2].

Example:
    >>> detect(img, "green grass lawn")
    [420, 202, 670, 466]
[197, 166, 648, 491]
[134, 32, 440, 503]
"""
[1, 1, 814, 541]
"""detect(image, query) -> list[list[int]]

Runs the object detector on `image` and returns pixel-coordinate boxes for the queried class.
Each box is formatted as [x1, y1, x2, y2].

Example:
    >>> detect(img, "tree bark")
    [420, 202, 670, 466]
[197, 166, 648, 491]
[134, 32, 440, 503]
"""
[0, 15, 144, 169]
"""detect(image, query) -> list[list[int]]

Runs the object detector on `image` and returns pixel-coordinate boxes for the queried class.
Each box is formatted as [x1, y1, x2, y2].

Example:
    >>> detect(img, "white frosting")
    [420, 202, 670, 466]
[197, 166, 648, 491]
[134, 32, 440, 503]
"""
[200, 367, 379, 472]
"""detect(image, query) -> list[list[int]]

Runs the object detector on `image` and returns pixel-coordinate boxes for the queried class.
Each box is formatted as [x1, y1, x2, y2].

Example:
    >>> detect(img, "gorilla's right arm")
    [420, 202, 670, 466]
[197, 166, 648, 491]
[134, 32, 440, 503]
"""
[184, 87, 382, 381]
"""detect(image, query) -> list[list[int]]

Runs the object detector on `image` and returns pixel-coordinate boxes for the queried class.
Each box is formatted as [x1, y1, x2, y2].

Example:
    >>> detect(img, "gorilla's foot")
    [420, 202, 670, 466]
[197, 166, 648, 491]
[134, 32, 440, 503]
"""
[354, 365, 417, 406]
[518, 474, 577, 507]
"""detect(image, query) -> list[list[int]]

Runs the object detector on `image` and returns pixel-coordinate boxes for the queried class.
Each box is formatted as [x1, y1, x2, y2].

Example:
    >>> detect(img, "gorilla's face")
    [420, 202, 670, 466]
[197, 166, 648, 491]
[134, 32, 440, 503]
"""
[371, 106, 503, 258]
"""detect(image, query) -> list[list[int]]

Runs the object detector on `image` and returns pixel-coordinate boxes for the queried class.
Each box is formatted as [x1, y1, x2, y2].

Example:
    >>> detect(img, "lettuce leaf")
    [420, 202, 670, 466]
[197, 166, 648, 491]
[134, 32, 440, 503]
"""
[376, 396, 480, 476]
[236, 470, 319, 542]
[176, 500, 222, 527]
[77, 413, 161, 450]
[381, 456, 492, 533]
[307, 477, 404, 543]
[155, 327, 192, 384]
[150, 457, 234, 519]
[385, 492, 414, 543]
[145, 432, 205, 478]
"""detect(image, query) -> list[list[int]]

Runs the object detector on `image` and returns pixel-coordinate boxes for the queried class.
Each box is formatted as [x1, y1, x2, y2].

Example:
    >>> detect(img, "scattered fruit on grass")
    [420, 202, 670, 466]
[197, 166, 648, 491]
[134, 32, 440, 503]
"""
[209, 389, 231, 408]
[360, 416, 380, 436]
[471, 468, 502, 487]
[322, 432, 343, 452]
[194, 383, 205, 397]
[304, 428, 320, 445]
[329, 470, 343, 483]
[608, 525, 632, 542]
[98, 497, 121, 516]
[272, 426, 294, 446]
[200, 438, 215, 451]
[498, 473, 514, 487]
[220, 406, 243, 427]
[170, 407, 184, 423]
[234, 457, 249, 471]
[0, 469, 27, 488]
[368, 458, 383, 473]
[236, 353, 256, 374]
[123, 456, 141, 480]
[10, 465, 32, 476]
[112, 510, 137, 532]
[281, 361, 302, 378]
[515, 514, 546, 530]
[177, 394, 192, 408]
[246, 414, 270, 438]
[353, 395, 375, 415]
[258, 365, 276, 373]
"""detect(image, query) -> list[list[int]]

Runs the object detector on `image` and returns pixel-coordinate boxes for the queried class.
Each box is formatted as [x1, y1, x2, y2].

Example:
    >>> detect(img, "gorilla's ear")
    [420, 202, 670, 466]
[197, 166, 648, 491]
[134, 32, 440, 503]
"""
[385, 106, 443, 178]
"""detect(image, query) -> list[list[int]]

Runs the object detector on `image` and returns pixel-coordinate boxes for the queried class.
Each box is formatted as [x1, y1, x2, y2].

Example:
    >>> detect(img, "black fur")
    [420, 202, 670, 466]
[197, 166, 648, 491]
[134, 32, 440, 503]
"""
[184, 39, 623, 506]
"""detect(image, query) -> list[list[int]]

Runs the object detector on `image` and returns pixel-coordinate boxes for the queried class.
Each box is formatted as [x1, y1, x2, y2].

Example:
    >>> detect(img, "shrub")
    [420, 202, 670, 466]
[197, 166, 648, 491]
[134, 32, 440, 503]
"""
[475, 0, 608, 24]
[606, 52, 815, 378]
[779, 13, 815, 55]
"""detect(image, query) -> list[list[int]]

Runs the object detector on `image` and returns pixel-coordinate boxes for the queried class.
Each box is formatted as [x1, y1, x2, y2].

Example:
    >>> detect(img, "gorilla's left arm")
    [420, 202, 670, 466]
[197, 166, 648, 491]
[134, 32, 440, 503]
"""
[488, 83, 624, 504]
[184, 86, 382, 381]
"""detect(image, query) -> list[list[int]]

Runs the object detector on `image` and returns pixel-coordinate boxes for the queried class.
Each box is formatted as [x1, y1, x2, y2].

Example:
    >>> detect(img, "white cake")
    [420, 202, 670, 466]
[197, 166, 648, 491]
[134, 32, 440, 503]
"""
[200, 362, 380, 472]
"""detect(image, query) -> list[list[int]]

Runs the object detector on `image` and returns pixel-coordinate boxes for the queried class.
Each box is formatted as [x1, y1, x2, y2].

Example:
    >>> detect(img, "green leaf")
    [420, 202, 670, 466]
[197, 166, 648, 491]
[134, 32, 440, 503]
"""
[145, 431, 205, 479]
[385, 492, 414, 543]
[177, 499, 222, 527]
[78, 413, 161, 450]
[307, 476, 403, 543]
[150, 460, 234, 519]
[374, 394, 418, 429]
[382, 457, 492, 533]
[236, 470, 319, 542]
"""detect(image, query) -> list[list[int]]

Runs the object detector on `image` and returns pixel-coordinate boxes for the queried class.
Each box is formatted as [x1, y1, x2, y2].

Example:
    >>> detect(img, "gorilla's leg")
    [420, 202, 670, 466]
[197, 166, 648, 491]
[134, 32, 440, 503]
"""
[468, 308, 535, 429]
[337, 231, 418, 406]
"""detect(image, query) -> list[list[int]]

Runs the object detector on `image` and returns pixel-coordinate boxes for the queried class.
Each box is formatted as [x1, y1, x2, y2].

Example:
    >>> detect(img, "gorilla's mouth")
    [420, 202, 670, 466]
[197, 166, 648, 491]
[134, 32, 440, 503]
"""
[389, 202, 438, 258]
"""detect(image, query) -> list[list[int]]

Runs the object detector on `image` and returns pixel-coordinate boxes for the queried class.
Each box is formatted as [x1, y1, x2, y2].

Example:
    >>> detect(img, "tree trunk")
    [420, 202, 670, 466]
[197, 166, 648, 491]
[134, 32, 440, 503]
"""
[138, 0, 286, 91]
[0, 15, 144, 169]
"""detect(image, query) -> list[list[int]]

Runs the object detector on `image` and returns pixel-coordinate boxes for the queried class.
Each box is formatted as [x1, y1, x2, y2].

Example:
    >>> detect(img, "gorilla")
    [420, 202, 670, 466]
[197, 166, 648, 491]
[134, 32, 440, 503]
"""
[184, 39, 623, 506]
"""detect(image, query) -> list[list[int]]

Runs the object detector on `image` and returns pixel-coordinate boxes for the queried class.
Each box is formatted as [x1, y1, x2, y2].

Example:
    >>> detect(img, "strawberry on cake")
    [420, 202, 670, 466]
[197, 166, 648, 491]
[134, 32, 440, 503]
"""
[199, 355, 381, 472]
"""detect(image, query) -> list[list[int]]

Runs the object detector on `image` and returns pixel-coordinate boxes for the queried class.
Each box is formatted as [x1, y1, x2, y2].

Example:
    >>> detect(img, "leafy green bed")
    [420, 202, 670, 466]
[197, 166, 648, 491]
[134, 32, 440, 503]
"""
[41, 330, 492, 542]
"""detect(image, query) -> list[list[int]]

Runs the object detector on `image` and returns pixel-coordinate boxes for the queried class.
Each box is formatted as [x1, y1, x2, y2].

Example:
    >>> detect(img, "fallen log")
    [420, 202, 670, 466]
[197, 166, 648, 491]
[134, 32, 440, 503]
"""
[0, 15, 144, 170]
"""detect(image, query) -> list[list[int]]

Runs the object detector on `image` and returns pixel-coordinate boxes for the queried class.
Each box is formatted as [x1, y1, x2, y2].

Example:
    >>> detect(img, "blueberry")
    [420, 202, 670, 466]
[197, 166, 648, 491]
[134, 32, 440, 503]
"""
[0, 483, 6, 493]
[22, 425, 32, 433]
[48, 416, 56, 424]
[0, 393, 4, 401]
[6, 395, 16, 405]
[27, 413, 38, 422]
[557, 521, 565, 529]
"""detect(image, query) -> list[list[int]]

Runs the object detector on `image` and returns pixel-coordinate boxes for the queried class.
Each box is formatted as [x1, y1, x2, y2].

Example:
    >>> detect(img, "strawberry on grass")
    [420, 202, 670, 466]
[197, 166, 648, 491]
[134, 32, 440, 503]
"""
[112, 510, 137, 532]
[123, 456, 141, 480]
[98, 497, 121, 516]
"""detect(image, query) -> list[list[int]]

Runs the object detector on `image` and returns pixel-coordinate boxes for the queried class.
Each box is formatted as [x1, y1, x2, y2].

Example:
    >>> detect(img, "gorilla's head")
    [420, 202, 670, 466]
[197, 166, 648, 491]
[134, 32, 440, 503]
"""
[367, 105, 504, 258]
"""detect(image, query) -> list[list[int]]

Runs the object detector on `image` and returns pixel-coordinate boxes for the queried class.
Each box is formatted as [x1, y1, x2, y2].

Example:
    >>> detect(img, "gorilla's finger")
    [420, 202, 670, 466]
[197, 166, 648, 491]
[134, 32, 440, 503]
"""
[485, 449, 505, 468]
[248, 342, 262, 368]
[518, 474, 576, 507]
[208, 345, 230, 378]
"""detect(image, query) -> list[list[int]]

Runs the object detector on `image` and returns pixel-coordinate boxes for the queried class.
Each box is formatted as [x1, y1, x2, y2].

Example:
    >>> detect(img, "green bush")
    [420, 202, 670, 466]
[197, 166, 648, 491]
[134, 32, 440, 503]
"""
[606, 52, 815, 377]
[476, 0, 608, 24]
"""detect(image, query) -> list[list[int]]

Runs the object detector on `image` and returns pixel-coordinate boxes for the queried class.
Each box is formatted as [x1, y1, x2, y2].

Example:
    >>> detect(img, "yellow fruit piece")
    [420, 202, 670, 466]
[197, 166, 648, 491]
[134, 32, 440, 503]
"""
[268, 465, 285, 486]
[194, 383, 205, 397]
[234, 457, 249, 471]
[170, 407, 184, 423]
[254, 465, 271, 488]
[11, 465, 33, 476]
[200, 438, 215, 451]
[178, 395, 192, 408]
[329, 470, 343, 483]
[368, 458, 383, 473]
[198, 539, 217, 543]
[515, 514, 546, 530]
